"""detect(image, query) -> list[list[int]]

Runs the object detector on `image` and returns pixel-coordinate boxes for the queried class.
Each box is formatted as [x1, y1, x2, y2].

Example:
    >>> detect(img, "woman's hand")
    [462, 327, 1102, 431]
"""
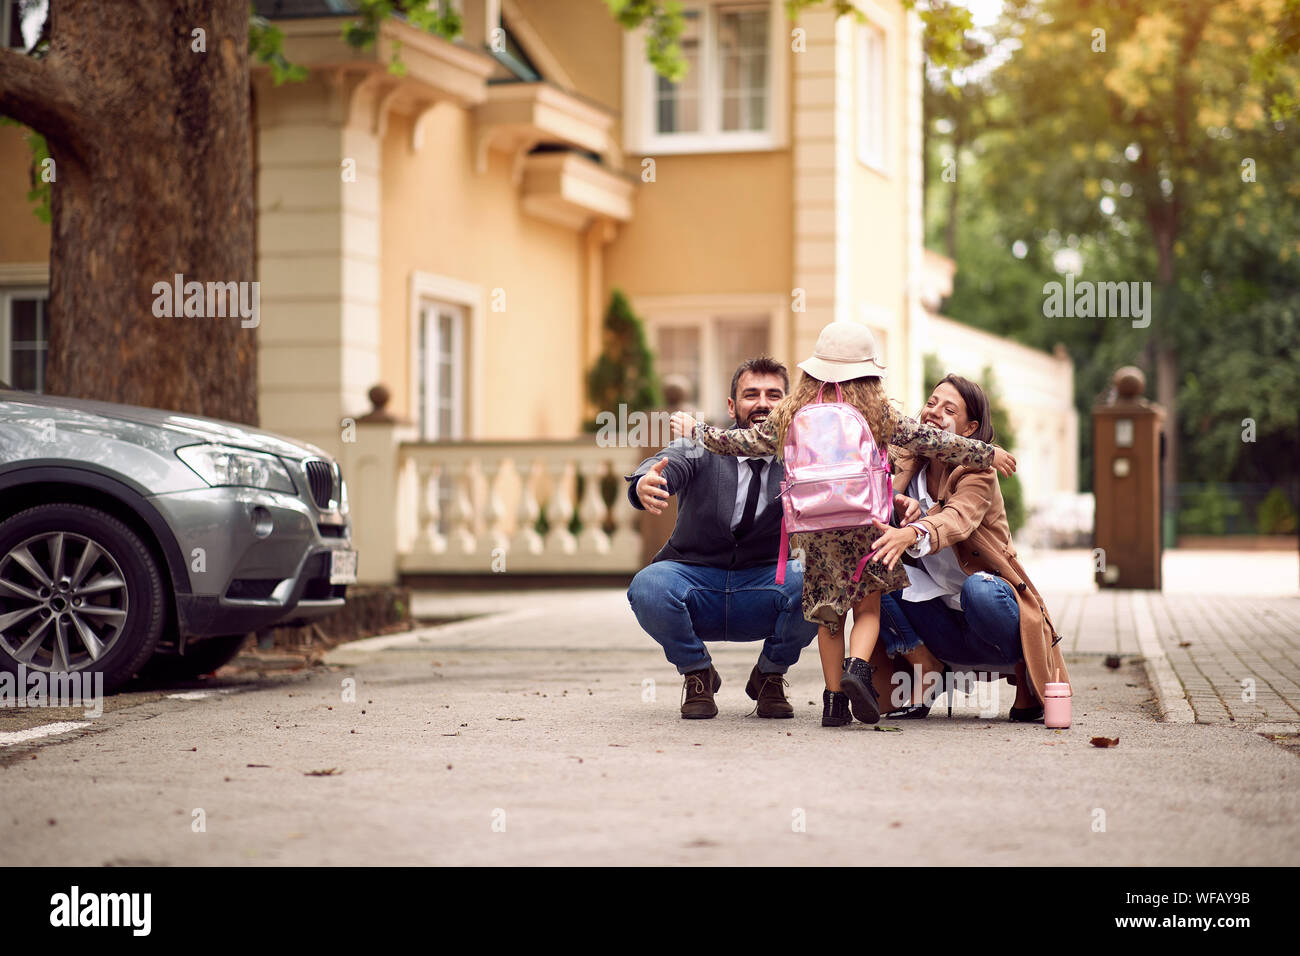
[669, 411, 698, 440]
[992, 446, 1017, 477]
[867, 519, 920, 571]
[893, 493, 921, 524]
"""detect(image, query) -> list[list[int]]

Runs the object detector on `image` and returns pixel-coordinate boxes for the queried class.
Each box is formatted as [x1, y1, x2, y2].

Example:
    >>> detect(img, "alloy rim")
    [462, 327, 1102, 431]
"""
[0, 532, 130, 673]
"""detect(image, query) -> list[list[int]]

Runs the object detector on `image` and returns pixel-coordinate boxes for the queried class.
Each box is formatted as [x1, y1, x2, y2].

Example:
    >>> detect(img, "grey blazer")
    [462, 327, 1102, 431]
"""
[625, 433, 785, 570]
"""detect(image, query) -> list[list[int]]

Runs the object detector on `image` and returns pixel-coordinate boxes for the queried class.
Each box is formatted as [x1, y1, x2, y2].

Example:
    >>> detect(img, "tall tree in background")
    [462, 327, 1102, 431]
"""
[0, 0, 258, 421]
[928, 0, 1300, 509]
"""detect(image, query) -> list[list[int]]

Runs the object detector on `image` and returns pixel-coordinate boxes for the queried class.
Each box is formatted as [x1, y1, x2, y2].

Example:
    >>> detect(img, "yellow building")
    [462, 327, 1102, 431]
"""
[236, 0, 932, 452]
[0, 0, 1076, 581]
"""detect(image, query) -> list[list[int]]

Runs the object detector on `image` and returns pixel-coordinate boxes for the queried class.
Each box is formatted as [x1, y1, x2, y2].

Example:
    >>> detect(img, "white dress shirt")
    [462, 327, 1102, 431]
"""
[901, 468, 967, 610]
[729, 455, 774, 531]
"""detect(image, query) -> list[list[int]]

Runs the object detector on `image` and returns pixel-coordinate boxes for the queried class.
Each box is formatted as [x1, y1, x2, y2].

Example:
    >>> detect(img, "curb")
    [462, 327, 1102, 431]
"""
[1130, 591, 1196, 723]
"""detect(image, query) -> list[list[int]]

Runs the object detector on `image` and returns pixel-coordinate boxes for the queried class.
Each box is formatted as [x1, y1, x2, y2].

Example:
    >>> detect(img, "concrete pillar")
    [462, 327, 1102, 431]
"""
[254, 72, 383, 459]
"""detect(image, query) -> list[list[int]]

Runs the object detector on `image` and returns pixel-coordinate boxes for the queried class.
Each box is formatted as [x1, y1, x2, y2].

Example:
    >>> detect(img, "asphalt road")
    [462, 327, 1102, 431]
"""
[1, 588, 1297, 866]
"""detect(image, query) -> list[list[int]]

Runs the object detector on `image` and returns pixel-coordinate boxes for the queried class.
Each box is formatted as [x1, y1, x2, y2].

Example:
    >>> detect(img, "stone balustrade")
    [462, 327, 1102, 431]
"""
[396, 439, 646, 573]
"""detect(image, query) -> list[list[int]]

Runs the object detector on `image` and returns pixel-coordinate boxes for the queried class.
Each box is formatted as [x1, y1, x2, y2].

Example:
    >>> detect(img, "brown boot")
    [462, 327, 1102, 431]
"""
[745, 665, 794, 718]
[681, 665, 721, 719]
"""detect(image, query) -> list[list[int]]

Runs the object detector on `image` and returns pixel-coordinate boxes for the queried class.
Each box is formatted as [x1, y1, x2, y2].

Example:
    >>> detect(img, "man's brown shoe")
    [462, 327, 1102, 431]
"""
[681, 666, 722, 719]
[746, 665, 794, 718]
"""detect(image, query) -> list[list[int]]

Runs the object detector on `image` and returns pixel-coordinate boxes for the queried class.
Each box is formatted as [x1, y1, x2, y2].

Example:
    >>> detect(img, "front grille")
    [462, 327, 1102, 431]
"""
[304, 459, 334, 508]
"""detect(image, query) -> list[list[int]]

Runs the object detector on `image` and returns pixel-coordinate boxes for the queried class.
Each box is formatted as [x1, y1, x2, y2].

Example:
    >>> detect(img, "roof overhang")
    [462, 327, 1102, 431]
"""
[253, 16, 497, 145]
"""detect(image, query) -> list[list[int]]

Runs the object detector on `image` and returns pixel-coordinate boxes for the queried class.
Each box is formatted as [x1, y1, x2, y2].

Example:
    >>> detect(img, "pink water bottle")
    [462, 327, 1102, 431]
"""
[1044, 682, 1071, 728]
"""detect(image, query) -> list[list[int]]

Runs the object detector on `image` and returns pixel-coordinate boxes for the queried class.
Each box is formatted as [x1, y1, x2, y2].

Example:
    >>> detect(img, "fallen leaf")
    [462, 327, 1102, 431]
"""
[495, 717, 525, 721]
[304, 768, 341, 776]
[1090, 736, 1119, 748]
[1178, 641, 1192, 648]
[889, 821, 902, 828]
[440, 732, 459, 737]
[608, 743, 628, 747]
[246, 763, 271, 768]
[1104, 655, 1122, 669]
[874, 725, 902, 732]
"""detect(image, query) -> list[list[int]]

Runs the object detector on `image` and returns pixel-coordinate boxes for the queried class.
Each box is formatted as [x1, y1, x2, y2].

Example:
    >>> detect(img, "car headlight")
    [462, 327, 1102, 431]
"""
[176, 444, 297, 493]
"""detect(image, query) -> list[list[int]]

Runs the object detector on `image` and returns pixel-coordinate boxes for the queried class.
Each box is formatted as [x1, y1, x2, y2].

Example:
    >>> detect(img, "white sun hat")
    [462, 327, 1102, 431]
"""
[796, 321, 887, 383]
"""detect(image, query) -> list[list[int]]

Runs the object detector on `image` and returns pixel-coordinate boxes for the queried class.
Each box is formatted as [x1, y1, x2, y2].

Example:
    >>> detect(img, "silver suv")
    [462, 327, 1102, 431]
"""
[0, 387, 356, 692]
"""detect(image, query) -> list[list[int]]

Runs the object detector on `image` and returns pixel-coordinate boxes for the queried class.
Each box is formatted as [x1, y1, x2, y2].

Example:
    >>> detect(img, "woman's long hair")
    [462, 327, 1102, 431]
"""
[766, 370, 896, 455]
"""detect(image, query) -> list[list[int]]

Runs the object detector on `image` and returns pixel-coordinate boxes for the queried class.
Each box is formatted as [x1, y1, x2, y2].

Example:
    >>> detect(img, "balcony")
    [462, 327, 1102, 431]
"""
[474, 81, 618, 181]
[519, 151, 636, 231]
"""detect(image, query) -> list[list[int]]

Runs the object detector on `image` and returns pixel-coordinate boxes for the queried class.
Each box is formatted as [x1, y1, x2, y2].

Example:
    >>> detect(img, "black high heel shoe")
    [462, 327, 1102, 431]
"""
[883, 703, 930, 719]
[1008, 703, 1045, 722]
[883, 662, 953, 720]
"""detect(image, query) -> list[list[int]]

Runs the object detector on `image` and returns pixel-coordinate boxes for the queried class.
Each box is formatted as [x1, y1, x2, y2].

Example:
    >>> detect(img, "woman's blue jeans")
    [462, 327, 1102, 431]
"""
[879, 572, 1022, 672]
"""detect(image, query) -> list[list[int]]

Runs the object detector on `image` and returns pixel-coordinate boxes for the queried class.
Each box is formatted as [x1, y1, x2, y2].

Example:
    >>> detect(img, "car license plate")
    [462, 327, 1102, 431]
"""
[329, 549, 358, 585]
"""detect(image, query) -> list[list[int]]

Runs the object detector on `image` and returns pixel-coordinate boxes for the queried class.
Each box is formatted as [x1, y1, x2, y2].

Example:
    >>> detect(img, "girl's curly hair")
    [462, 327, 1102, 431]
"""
[765, 371, 900, 456]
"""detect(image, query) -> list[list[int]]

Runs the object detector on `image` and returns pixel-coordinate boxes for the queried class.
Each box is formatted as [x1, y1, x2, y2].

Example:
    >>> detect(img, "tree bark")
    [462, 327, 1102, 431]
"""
[0, 0, 256, 424]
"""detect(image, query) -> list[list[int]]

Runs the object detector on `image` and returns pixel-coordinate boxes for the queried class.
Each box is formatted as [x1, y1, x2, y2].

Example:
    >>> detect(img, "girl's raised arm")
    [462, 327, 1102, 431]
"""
[671, 411, 779, 456]
[888, 410, 997, 470]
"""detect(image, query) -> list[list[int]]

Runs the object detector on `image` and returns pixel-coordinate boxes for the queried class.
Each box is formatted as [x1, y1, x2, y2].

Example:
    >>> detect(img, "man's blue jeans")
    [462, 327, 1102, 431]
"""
[879, 572, 1022, 671]
[627, 560, 818, 675]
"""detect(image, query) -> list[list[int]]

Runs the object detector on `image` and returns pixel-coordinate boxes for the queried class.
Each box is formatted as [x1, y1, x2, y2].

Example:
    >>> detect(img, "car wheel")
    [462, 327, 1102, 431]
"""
[0, 503, 166, 694]
[140, 633, 249, 681]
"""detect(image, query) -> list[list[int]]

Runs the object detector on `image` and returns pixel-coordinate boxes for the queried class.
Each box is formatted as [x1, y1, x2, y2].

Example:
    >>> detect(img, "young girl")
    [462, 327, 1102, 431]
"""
[669, 322, 1015, 727]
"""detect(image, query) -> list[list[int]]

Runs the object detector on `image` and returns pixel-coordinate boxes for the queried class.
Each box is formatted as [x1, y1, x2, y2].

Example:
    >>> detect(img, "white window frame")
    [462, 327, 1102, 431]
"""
[623, 0, 788, 155]
[418, 302, 466, 442]
[408, 271, 485, 441]
[0, 285, 49, 391]
[2, 0, 33, 50]
[856, 18, 888, 174]
[634, 293, 791, 424]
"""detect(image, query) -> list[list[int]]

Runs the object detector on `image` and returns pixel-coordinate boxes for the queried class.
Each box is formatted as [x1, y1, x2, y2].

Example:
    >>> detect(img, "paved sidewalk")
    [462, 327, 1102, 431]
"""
[1028, 548, 1300, 731]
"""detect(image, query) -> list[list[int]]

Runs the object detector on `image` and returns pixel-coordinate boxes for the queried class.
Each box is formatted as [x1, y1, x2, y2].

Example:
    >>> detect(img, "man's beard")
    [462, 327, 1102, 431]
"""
[740, 409, 770, 429]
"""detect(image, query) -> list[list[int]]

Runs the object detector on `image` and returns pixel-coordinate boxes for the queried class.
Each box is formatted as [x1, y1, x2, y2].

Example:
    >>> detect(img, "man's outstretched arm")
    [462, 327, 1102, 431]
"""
[625, 438, 702, 511]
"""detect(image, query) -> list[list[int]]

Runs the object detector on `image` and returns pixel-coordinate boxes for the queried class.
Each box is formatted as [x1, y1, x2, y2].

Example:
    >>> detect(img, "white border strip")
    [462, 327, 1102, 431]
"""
[1131, 591, 1195, 723]
[0, 721, 91, 747]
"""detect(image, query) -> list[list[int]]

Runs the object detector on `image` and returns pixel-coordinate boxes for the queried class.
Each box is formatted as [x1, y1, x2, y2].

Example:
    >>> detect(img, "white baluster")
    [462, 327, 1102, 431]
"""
[543, 460, 577, 555]
[445, 459, 477, 557]
[416, 461, 445, 556]
[606, 453, 643, 563]
[576, 458, 611, 555]
[482, 457, 509, 555]
[512, 458, 544, 555]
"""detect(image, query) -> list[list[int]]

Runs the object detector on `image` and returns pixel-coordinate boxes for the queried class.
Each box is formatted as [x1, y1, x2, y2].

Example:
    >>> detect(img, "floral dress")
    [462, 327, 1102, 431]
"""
[694, 408, 995, 632]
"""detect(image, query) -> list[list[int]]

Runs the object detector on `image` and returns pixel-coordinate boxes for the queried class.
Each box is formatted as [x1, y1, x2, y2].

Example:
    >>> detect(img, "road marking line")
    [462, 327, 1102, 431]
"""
[1131, 591, 1195, 724]
[0, 721, 91, 746]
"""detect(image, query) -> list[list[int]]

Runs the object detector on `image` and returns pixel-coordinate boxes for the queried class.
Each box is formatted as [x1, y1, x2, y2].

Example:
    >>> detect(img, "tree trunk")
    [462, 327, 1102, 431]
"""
[0, 0, 256, 424]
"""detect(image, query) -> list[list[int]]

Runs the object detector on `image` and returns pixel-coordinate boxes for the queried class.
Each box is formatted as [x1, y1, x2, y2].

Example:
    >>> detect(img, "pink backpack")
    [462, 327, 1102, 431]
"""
[774, 382, 893, 585]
